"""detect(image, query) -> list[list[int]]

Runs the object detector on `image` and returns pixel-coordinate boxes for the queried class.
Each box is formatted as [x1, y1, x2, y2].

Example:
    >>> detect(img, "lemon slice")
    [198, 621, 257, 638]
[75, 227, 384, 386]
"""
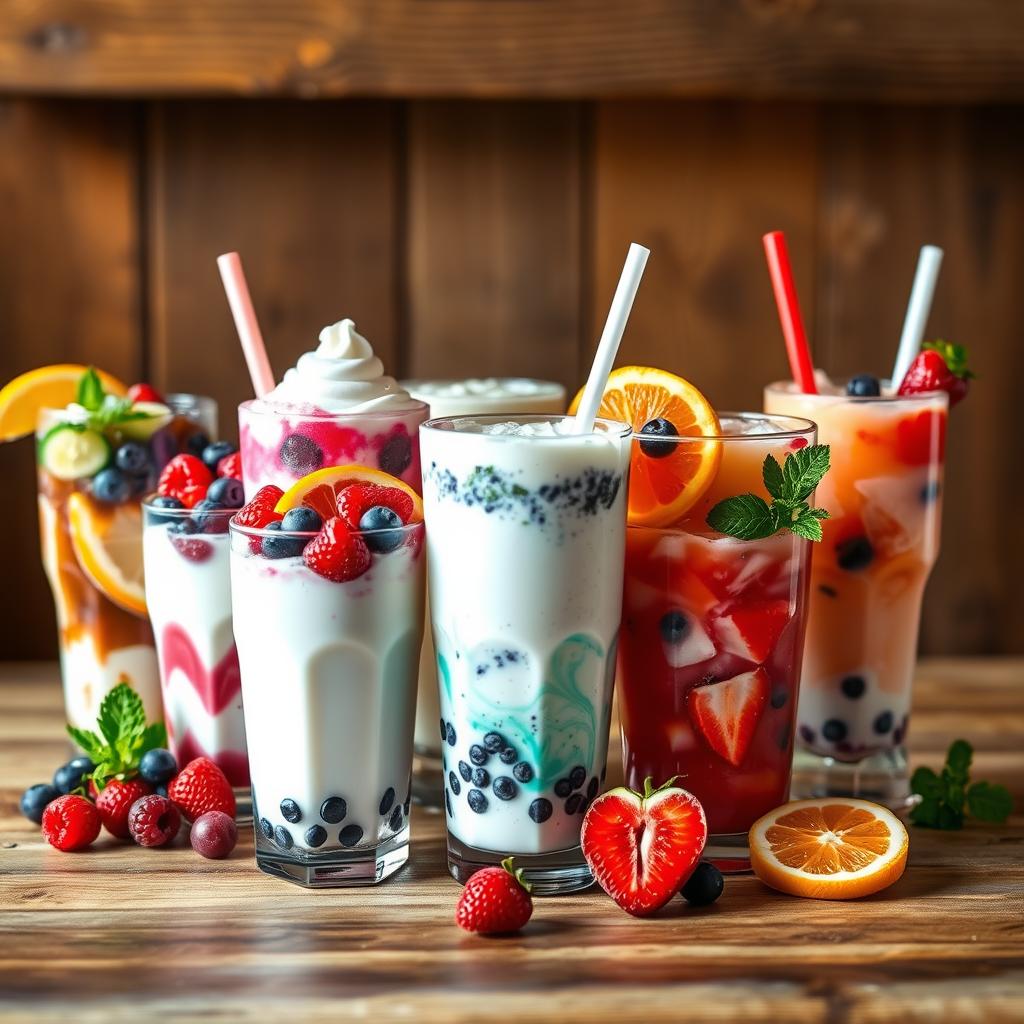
[67, 492, 147, 617]
[274, 465, 424, 524]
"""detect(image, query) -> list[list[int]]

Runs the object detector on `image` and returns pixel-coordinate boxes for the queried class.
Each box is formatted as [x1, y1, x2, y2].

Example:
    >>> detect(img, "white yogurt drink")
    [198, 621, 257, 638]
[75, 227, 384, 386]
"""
[400, 379, 566, 806]
[229, 517, 425, 887]
[420, 413, 630, 893]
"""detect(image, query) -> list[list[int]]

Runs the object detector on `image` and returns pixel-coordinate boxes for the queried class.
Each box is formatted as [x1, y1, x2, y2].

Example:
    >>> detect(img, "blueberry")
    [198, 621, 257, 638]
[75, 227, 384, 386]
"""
[139, 748, 177, 785]
[467, 789, 488, 814]
[378, 432, 412, 476]
[638, 417, 679, 458]
[499, 746, 518, 765]
[261, 520, 305, 559]
[201, 440, 237, 475]
[358, 505, 404, 554]
[920, 480, 942, 504]
[305, 825, 327, 848]
[798, 725, 816, 745]
[19, 783, 60, 823]
[339, 824, 364, 847]
[446, 723, 457, 747]
[192, 498, 230, 534]
[846, 374, 881, 397]
[154, 784, 169, 799]
[482, 732, 506, 753]
[280, 798, 302, 823]
[680, 861, 724, 906]
[841, 675, 866, 700]
[279, 433, 323, 475]
[512, 762, 534, 784]
[320, 797, 347, 824]
[529, 798, 552, 823]
[186, 432, 211, 458]
[115, 442, 150, 476]
[273, 825, 294, 849]
[493, 776, 516, 801]
[569, 765, 587, 790]
[874, 711, 894, 734]
[259, 817, 274, 840]
[565, 794, 582, 814]
[281, 506, 322, 533]
[388, 806, 403, 831]
[207, 476, 245, 509]
[836, 536, 874, 571]
[445, 790, 453, 817]
[379, 787, 395, 816]
[822, 719, 848, 742]
[457, 761, 472, 783]
[554, 778, 572, 798]
[449, 770, 462, 796]
[91, 467, 131, 504]
[469, 744, 489, 766]
[770, 689, 788, 709]
[471, 767, 490, 788]
[587, 777, 599, 800]
[53, 756, 94, 794]
[659, 610, 690, 645]
[148, 494, 184, 521]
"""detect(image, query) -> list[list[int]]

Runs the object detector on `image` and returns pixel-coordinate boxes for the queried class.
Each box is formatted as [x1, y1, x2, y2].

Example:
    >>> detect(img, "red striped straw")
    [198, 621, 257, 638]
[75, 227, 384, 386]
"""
[763, 231, 817, 394]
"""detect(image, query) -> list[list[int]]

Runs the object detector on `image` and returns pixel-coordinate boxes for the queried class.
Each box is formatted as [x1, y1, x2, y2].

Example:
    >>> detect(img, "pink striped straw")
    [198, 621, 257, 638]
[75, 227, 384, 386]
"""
[217, 252, 276, 398]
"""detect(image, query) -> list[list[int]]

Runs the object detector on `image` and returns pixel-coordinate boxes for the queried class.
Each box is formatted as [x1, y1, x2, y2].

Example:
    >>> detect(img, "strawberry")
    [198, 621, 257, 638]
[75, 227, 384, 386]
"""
[127, 382, 165, 405]
[167, 756, 236, 822]
[235, 485, 284, 530]
[712, 600, 790, 664]
[455, 858, 533, 934]
[581, 778, 707, 916]
[303, 516, 371, 582]
[336, 482, 415, 531]
[41, 794, 102, 851]
[158, 454, 213, 505]
[95, 778, 152, 839]
[217, 451, 242, 480]
[897, 340, 972, 407]
[689, 668, 769, 767]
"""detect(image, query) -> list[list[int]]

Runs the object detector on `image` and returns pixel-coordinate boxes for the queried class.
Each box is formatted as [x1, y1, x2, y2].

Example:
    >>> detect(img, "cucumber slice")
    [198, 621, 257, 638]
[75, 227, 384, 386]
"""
[39, 424, 111, 481]
[116, 401, 172, 441]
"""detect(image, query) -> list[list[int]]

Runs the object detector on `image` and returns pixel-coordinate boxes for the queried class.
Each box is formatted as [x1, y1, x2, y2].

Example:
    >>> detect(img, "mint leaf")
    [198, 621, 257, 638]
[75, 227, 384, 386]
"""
[967, 781, 1012, 823]
[780, 444, 831, 502]
[910, 738, 1010, 831]
[76, 368, 106, 412]
[789, 511, 825, 542]
[707, 494, 779, 540]
[141, 721, 168, 753]
[66, 725, 106, 762]
[910, 796, 940, 828]
[762, 455, 785, 500]
[911, 766, 942, 800]
[946, 739, 972, 783]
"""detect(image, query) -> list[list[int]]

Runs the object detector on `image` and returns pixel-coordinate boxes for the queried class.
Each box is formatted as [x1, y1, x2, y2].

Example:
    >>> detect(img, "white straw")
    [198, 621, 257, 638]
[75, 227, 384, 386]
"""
[571, 243, 650, 435]
[891, 245, 944, 389]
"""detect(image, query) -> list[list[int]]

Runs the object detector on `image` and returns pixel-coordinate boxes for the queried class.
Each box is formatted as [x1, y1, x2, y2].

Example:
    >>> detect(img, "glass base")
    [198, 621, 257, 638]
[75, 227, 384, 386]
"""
[703, 833, 753, 874]
[412, 744, 444, 810]
[446, 832, 594, 895]
[233, 787, 253, 825]
[789, 744, 914, 809]
[254, 823, 409, 888]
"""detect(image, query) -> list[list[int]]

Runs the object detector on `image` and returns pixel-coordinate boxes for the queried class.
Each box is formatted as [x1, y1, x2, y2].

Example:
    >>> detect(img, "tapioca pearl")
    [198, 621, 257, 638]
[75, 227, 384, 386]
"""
[554, 778, 572, 798]
[378, 432, 413, 477]
[493, 777, 517, 801]
[280, 798, 301, 824]
[469, 744, 489, 766]
[770, 689, 788, 709]
[445, 790, 453, 817]
[819, 584, 838, 598]
[278, 433, 323, 475]
[379, 787, 396, 816]
[259, 817, 273, 840]
[403, 782, 412, 816]
[836, 536, 874, 571]
[659, 609, 690, 645]
[389, 806, 403, 831]
[320, 797, 347, 824]
[529, 798, 553, 823]
[305, 825, 327, 848]
[799, 724, 816, 745]
[448, 770, 462, 796]
[512, 762, 534, 784]
[569, 765, 587, 790]
[874, 711, 894, 734]
[565, 794, 582, 815]
[499, 746, 518, 765]
[439, 718, 447, 742]
[587, 777, 599, 800]
[777, 723, 792, 752]
[457, 760, 472, 783]
[892, 715, 909, 745]
[482, 732, 506, 753]
[467, 789, 488, 814]
[273, 825, 293, 850]
[339, 824, 364, 848]
[841, 675, 867, 700]
[471, 767, 490, 788]
[446, 723, 457, 747]
[600, 763, 607, 783]
[822, 719, 847, 743]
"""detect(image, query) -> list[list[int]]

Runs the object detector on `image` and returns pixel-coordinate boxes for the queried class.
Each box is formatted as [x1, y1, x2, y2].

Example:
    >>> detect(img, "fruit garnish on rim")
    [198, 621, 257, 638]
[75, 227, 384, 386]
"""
[706, 443, 832, 542]
[581, 776, 707, 916]
[569, 366, 721, 527]
[898, 340, 972, 407]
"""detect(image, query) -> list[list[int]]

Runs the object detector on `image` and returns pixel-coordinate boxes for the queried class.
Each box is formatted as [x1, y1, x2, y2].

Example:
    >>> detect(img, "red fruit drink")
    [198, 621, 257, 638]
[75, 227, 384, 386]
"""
[618, 414, 817, 849]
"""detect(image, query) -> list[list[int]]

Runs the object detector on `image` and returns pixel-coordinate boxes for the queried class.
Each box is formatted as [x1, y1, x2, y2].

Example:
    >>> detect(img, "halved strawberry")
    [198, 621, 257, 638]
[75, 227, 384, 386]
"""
[689, 668, 769, 766]
[711, 600, 790, 665]
[581, 778, 707, 916]
[336, 483, 415, 531]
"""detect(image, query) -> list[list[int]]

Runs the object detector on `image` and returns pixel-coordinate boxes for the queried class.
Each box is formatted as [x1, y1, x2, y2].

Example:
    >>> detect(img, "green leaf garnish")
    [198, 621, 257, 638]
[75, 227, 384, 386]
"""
[924, 339, 973, 380]
[76, 368, 106, 412]
[910, 739, 1012, 829]
[706, 443, 832, 542]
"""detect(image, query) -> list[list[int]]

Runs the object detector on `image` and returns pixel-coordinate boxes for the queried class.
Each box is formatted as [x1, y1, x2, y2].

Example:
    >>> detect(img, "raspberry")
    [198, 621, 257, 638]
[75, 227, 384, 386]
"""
[217, 451, 242, 479]
[95, 778, 152, 839]
[455, 859, 533, 934]
[303, 516, 371, 582]
[336, 483, 414, 531]
[128, 794, 182, 847]
[235, 485, 285, 553]
[158, 454, 213, 505]
[190, 810, 238, 859]
[41, 794, 101, 851]
[167, 756, 236, 822]
[127, 382, 165, 405]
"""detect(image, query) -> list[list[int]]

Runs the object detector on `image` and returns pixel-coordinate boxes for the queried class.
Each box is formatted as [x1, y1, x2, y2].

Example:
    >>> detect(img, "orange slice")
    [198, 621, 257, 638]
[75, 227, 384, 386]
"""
[274, 465, 424, 524]
[569, 366, 720, 527]
[749, 798, 908, 900]
[67, 492, 147, 617]
[0, 365, 126, 442]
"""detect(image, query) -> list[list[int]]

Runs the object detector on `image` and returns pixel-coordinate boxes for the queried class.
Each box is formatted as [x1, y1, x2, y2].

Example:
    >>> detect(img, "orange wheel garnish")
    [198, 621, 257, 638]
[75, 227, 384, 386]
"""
[749, 798, 908, 900]
[569, 366, 720, 527]
[274, 465, 423, 524]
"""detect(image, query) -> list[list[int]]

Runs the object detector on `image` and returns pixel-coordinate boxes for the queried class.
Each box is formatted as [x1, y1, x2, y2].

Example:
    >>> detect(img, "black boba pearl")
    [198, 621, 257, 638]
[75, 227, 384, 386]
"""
[389, 806, 403, 831]
[778, 723, 792, 751]
[320, 797, 347, 824]
[638, 417, 679, 458]
[841, 675, 866, 700]
[274, 826, 294, 849]
[529, 798, 553, 823]
[493, 777, 517, 801]
[458, 760, 472, 783]
[482, 732, 506, 753]
[446, 723, 457, 747]
[874, 711, 894, 734]
[469, 744, 489, 766]
[378, 432, 413, 476]
[569, 765, 587, 790]
[340, 824, 364, 847]
[305, 825, 327, 848]
[279, 433, 323, 475]
[439, 718, 447, 741]
[379, 788, 396, 815]
[467, 789, 488, 814]
[680, 861, 724, 906]
[259, 817, 273, 840]
[799, 725, 816, 745]
[565, 794, 582, 815]
[513, 762, 534, 784]
[822, 719, 848, 742]
[554, 778, 572, 798]
[445, 790, 453, 817]
[471, 767, 490, 788]
[770, 688, 788, 709]
[449, 770, 462, 796]
[280, 798, 301, 824]
[499, 746, 518, 765]
[836, 536, 874, 571]
[587, 777, 599, 800]
[600, 763, 608, 783]
[659, 609, 690, 645]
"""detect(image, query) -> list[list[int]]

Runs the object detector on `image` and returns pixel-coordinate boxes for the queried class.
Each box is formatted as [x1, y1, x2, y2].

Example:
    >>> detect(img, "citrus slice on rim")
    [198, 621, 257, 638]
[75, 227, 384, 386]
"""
[67, 492, 147, 617]
[568, 366, 720, 527]
[0, 365, 126, 442]
[274, 465, 424, 525]
[749, 798, 909, 900]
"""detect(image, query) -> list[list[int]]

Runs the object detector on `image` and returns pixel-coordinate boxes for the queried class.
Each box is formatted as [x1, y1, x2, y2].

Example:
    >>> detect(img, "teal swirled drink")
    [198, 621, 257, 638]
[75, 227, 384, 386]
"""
[420, 413, 631, 894]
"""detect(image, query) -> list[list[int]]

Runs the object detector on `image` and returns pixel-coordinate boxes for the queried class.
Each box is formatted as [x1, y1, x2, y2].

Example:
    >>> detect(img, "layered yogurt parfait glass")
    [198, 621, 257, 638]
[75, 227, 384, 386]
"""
[420, 413, 631, 894]
[229, 466, 425, 887]
[399, 378, 566, 806]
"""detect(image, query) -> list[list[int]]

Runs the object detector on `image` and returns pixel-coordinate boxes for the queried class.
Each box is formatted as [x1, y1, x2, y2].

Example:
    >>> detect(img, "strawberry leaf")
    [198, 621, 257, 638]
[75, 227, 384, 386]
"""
[924, 340, 973, 379]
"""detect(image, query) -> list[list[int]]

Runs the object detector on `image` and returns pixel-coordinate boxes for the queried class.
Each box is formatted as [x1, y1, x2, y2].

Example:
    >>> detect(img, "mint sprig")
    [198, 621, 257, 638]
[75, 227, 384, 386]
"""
[75, 367, 106, 412]
[910, 739, 1012, 829]
[706, 444, 831, 542]
[66, 681, 167, 791]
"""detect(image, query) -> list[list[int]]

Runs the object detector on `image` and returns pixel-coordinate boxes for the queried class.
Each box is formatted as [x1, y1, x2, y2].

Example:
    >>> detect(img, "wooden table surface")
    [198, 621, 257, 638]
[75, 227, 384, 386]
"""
[1, 659, 1022, 1022]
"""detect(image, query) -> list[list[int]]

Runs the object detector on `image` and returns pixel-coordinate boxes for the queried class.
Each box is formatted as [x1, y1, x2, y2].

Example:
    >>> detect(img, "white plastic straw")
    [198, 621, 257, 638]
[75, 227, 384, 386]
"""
[571, 243, 650, 434]
[891, 245, 944, 389]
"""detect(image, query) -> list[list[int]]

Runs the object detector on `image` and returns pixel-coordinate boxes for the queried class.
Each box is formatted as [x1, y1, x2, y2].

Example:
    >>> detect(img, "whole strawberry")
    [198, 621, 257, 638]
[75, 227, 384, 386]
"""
[898, 340, 972, 407]
[41, 794, 101, 852]
[95, 778, 153, 839]
[303, 516, 371, 582]
[168, 756, 236, 822]
[455, 857, 533, 935]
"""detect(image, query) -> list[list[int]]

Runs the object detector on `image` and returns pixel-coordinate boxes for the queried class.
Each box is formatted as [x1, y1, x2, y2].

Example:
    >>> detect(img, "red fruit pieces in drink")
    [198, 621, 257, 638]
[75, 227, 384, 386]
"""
[167, 756, 236, 822]
[127, 382, 165, 405]
[158, 454, 213, 505]
[235, 485, 285, 530]
[689, 668, 770, 767]
[41, 794, 101, 851]
[303, 516, 371, 582]
[895, 409, 947, 466]
[455, 858, 533, 934]
[95, 778, 152, 839]
[336, 483, 414, 530]
[128, 794, 182, 847]
[216, 451, 242, 479]
[581, 780, 707, 916]
[897, 343, 971, 407]
[169, 533, 214, 563]
[712, 600, 790, 665]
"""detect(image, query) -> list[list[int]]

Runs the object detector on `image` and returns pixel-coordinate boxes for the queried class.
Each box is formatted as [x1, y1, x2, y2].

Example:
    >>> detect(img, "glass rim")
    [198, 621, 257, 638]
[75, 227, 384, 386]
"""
[421, 412, 632, 439]
[142, 495, 236, 520]
[238, 397, 429, 421]
[229, 516, 424, 542]
[630, 411, 816, 444]
[765, 379, 951, 406]
[401, 376, 566, 395]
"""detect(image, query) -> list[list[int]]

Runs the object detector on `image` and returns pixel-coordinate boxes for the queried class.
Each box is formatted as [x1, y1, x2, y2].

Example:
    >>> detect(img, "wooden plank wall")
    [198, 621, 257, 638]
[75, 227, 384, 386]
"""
[1, 98, 1021, 659]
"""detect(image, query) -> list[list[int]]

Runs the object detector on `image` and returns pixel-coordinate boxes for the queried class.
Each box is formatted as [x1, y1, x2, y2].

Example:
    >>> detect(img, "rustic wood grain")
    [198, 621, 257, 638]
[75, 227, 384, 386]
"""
[1, 660, 1022, 1021]
[1, 2, 1024, 101]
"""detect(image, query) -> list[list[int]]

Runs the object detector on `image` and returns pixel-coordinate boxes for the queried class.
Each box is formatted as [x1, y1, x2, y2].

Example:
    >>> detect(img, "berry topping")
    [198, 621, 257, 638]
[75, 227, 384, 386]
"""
[139, 748, 178, 785]
[201, 441, 237, 476]
[91, 467, 132, 504]
[207, 476, 245, 509]
[638, 417, 679, 458]
[53, 756, 95, 794]
[114, 442, 150, 476]
[127, 382, 165, 405]
[279, 433, 324, 475]
[128, 794, 182, 847]
[190, 810, 238, 859]
[96, 778, 153, 839]
[167, 756, 236, 822]
[19, 783, 60, 824]
[192, 498, 230, 534]
[302, 516, 371, 582]
[281, 506, 323, 533]
[679, 861, 724, 906]
[378, 431, 413, 477]
[455, 858, 533, 935]
[157, 454, 213, 505]
[689, 668, 770, 767]
[581, 778, 707, 917]
[216, 450, 242, 480]
[336, 482, 415, 532]
[261, 521, 305, 559]
[41, 794, 102, 851]
[846, 374, 881, 397]
[358, 505, 404, 553]
[897, 340, 972, 407]
[235, 485, 285, 531]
